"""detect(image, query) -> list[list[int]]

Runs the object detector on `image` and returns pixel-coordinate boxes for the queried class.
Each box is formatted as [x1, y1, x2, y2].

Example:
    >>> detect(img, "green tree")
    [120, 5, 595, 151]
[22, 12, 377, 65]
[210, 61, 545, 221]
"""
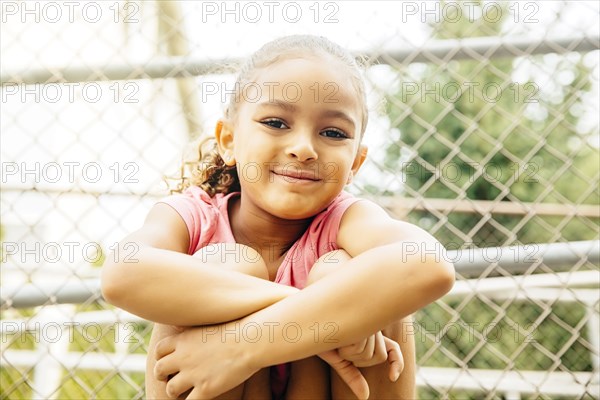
[385, 1, 599, 247]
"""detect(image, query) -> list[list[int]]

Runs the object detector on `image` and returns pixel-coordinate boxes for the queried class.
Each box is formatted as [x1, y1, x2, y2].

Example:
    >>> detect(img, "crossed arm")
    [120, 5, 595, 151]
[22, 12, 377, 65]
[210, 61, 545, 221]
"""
[101, 200, 455, 398]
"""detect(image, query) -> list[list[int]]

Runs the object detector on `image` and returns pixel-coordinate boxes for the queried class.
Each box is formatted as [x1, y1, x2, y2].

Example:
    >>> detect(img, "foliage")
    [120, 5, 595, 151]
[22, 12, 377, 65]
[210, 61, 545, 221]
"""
[384, 1, 599, 247]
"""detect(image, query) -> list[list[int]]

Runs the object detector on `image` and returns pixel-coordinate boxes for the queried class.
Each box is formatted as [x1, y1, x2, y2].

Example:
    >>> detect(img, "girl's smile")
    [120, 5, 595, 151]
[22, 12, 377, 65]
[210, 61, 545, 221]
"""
[217, 56, 366, 222]
[271, 167, 321, 183]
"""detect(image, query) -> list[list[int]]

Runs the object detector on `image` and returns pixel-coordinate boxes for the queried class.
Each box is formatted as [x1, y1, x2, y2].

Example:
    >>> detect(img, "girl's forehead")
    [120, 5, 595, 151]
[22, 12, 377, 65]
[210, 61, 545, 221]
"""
[256, 55, 349, 83]
[247, 57, 361, 108]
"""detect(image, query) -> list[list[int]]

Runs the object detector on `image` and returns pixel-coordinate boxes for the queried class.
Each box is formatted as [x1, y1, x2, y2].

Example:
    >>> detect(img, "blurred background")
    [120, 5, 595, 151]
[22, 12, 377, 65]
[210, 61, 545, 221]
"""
[1, 1, 599, 398]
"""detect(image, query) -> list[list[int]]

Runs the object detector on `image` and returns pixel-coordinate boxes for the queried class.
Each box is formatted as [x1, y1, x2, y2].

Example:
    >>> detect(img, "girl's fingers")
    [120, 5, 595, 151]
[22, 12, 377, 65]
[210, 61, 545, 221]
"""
[154, 353, 180, 382]
[164, 370, 191, 399]
[185, 388, 201, 400]
[355, 337, 369, 355]
[339, 337, 367, 360]
[349, 334, 374, 362]
[320, 349, 370, 400]
[155, 335, 177, 360]
[344, 332, 388, 367]
[384, 336, 404, 381]
[364, 334, 376, 359]
[372, 331, 388, 364]
[353, 334, 377, 367]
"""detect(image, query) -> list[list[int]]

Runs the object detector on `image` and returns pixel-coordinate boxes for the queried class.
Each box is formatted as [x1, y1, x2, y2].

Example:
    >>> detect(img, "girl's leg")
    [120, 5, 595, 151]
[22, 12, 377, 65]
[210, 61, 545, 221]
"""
[145, 244, 272, 399]
[285, 356, 331, 399]
[241, 368, 271, 399]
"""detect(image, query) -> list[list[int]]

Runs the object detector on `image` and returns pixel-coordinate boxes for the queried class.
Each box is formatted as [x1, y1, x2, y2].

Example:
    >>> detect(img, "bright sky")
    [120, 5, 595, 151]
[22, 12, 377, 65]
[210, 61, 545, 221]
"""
[2, 1, 599, 64]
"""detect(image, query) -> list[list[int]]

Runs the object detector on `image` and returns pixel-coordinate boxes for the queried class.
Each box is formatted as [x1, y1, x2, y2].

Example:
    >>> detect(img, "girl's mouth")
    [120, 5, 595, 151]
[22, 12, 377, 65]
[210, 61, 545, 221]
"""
[272, 169, 320, 182]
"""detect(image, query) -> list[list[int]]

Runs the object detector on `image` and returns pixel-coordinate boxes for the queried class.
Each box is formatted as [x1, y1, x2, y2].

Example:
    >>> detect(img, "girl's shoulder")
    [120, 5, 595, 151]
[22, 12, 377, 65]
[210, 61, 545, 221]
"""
[158, 186, 215, 221]
[164, 185, 214, 203]
[308, 191, 361, 237]
[337, 197, 440, 256]
[157, 186, 238, 254]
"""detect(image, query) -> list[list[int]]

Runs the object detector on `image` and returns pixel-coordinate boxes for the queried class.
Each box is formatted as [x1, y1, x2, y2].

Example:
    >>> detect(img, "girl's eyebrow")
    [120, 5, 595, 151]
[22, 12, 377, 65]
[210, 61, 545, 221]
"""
[321, 109, 357, 131]
[256, 100, 357, 130]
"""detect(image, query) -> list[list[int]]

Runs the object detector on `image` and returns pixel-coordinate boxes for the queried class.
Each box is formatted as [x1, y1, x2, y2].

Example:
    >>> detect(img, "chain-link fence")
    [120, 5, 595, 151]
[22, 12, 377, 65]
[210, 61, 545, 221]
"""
[1, 1, 599, 399]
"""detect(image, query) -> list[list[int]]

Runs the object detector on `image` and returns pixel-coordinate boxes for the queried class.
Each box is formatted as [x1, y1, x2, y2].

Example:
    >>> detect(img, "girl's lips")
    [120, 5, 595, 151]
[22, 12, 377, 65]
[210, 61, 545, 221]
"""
[272, 170, 320, 182]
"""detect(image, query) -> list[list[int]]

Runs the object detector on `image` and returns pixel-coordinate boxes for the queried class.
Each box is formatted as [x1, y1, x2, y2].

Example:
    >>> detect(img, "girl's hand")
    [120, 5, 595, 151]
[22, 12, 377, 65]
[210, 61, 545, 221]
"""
[338, 331, 404, 382]
[153, 324, 258, 399]
[318, 349, 371, 400]
[154, 322, 372, 400]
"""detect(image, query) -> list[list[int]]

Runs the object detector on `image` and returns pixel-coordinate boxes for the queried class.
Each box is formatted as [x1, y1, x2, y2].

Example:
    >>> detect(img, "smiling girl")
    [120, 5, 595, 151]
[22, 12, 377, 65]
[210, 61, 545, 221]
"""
[101, 35, 455, 399]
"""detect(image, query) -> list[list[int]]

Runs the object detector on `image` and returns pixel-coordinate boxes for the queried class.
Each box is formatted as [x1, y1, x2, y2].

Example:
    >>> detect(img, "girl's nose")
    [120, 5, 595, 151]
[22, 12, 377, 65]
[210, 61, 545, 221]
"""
[286, 131, 318, 162]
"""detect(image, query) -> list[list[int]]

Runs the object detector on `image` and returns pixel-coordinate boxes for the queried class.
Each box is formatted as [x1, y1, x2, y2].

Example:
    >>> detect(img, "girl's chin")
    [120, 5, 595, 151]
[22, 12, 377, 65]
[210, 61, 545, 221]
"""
[263, 200, 329, 220]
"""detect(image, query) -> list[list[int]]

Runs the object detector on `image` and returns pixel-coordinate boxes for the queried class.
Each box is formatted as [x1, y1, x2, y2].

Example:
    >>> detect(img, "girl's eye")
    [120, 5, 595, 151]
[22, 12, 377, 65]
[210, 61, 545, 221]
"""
[321, 129, 349, 139]
[261, 119, 289, 129]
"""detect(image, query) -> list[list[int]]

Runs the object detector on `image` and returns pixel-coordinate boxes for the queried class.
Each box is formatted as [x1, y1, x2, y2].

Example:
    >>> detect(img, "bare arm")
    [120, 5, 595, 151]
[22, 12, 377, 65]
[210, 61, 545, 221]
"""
[239, 200, 454, 366]
[100, 203, 298, 326]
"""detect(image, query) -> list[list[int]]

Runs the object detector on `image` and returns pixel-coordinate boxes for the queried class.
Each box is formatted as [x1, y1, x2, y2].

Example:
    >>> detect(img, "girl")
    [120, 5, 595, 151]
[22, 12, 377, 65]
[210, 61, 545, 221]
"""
[101, 35, 455, 399]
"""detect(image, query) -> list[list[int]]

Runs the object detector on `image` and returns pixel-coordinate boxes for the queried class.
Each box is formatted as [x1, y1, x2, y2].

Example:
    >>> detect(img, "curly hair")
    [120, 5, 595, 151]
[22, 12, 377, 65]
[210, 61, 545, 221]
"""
[171, 136, 240, 196]
[172, 35, 368, 196]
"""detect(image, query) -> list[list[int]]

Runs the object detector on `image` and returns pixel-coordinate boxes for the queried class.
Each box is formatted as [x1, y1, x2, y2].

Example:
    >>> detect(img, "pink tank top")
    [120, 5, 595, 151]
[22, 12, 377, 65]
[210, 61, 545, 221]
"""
[158, 186, 361, 397]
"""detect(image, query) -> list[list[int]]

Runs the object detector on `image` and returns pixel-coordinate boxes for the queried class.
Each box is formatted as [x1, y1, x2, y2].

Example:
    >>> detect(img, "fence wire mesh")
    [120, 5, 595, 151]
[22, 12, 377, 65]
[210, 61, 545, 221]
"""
[1, 1, 599, 399]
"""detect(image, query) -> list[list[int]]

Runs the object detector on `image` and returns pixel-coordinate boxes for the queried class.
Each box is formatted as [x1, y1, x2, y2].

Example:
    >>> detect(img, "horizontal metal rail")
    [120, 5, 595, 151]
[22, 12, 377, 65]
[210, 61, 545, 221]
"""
[2, 186, 598, 218]
[415, 367, 599, 398]
[377, 196, 600, 218]
[1, 35, 598, 85]
[1, 279, 102, 309]
[1, 350, 596, 396]
[1, 241, 598, 309]
[449, 240, 599, 277]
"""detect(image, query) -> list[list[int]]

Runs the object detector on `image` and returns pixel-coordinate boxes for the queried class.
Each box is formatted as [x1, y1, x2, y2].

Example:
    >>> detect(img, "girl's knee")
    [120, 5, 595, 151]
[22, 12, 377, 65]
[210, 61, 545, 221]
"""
[307, 249, 352, 285]
[194, 243, 269, 280]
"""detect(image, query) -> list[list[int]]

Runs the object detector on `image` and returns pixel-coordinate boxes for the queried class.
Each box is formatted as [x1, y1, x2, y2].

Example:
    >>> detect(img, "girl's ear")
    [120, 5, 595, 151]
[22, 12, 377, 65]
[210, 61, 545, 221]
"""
[214, 120, 236, 166]
[347, 145, 368, 184]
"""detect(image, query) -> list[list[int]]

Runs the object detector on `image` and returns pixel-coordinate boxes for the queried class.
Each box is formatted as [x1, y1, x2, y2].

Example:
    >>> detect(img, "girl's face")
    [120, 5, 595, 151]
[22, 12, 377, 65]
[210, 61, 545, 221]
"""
[218, 55, 367, 220]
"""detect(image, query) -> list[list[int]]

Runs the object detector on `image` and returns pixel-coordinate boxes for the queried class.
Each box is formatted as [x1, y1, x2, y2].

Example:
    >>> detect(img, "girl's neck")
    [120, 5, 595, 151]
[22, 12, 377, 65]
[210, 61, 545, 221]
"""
[228, 195, 313, 262]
